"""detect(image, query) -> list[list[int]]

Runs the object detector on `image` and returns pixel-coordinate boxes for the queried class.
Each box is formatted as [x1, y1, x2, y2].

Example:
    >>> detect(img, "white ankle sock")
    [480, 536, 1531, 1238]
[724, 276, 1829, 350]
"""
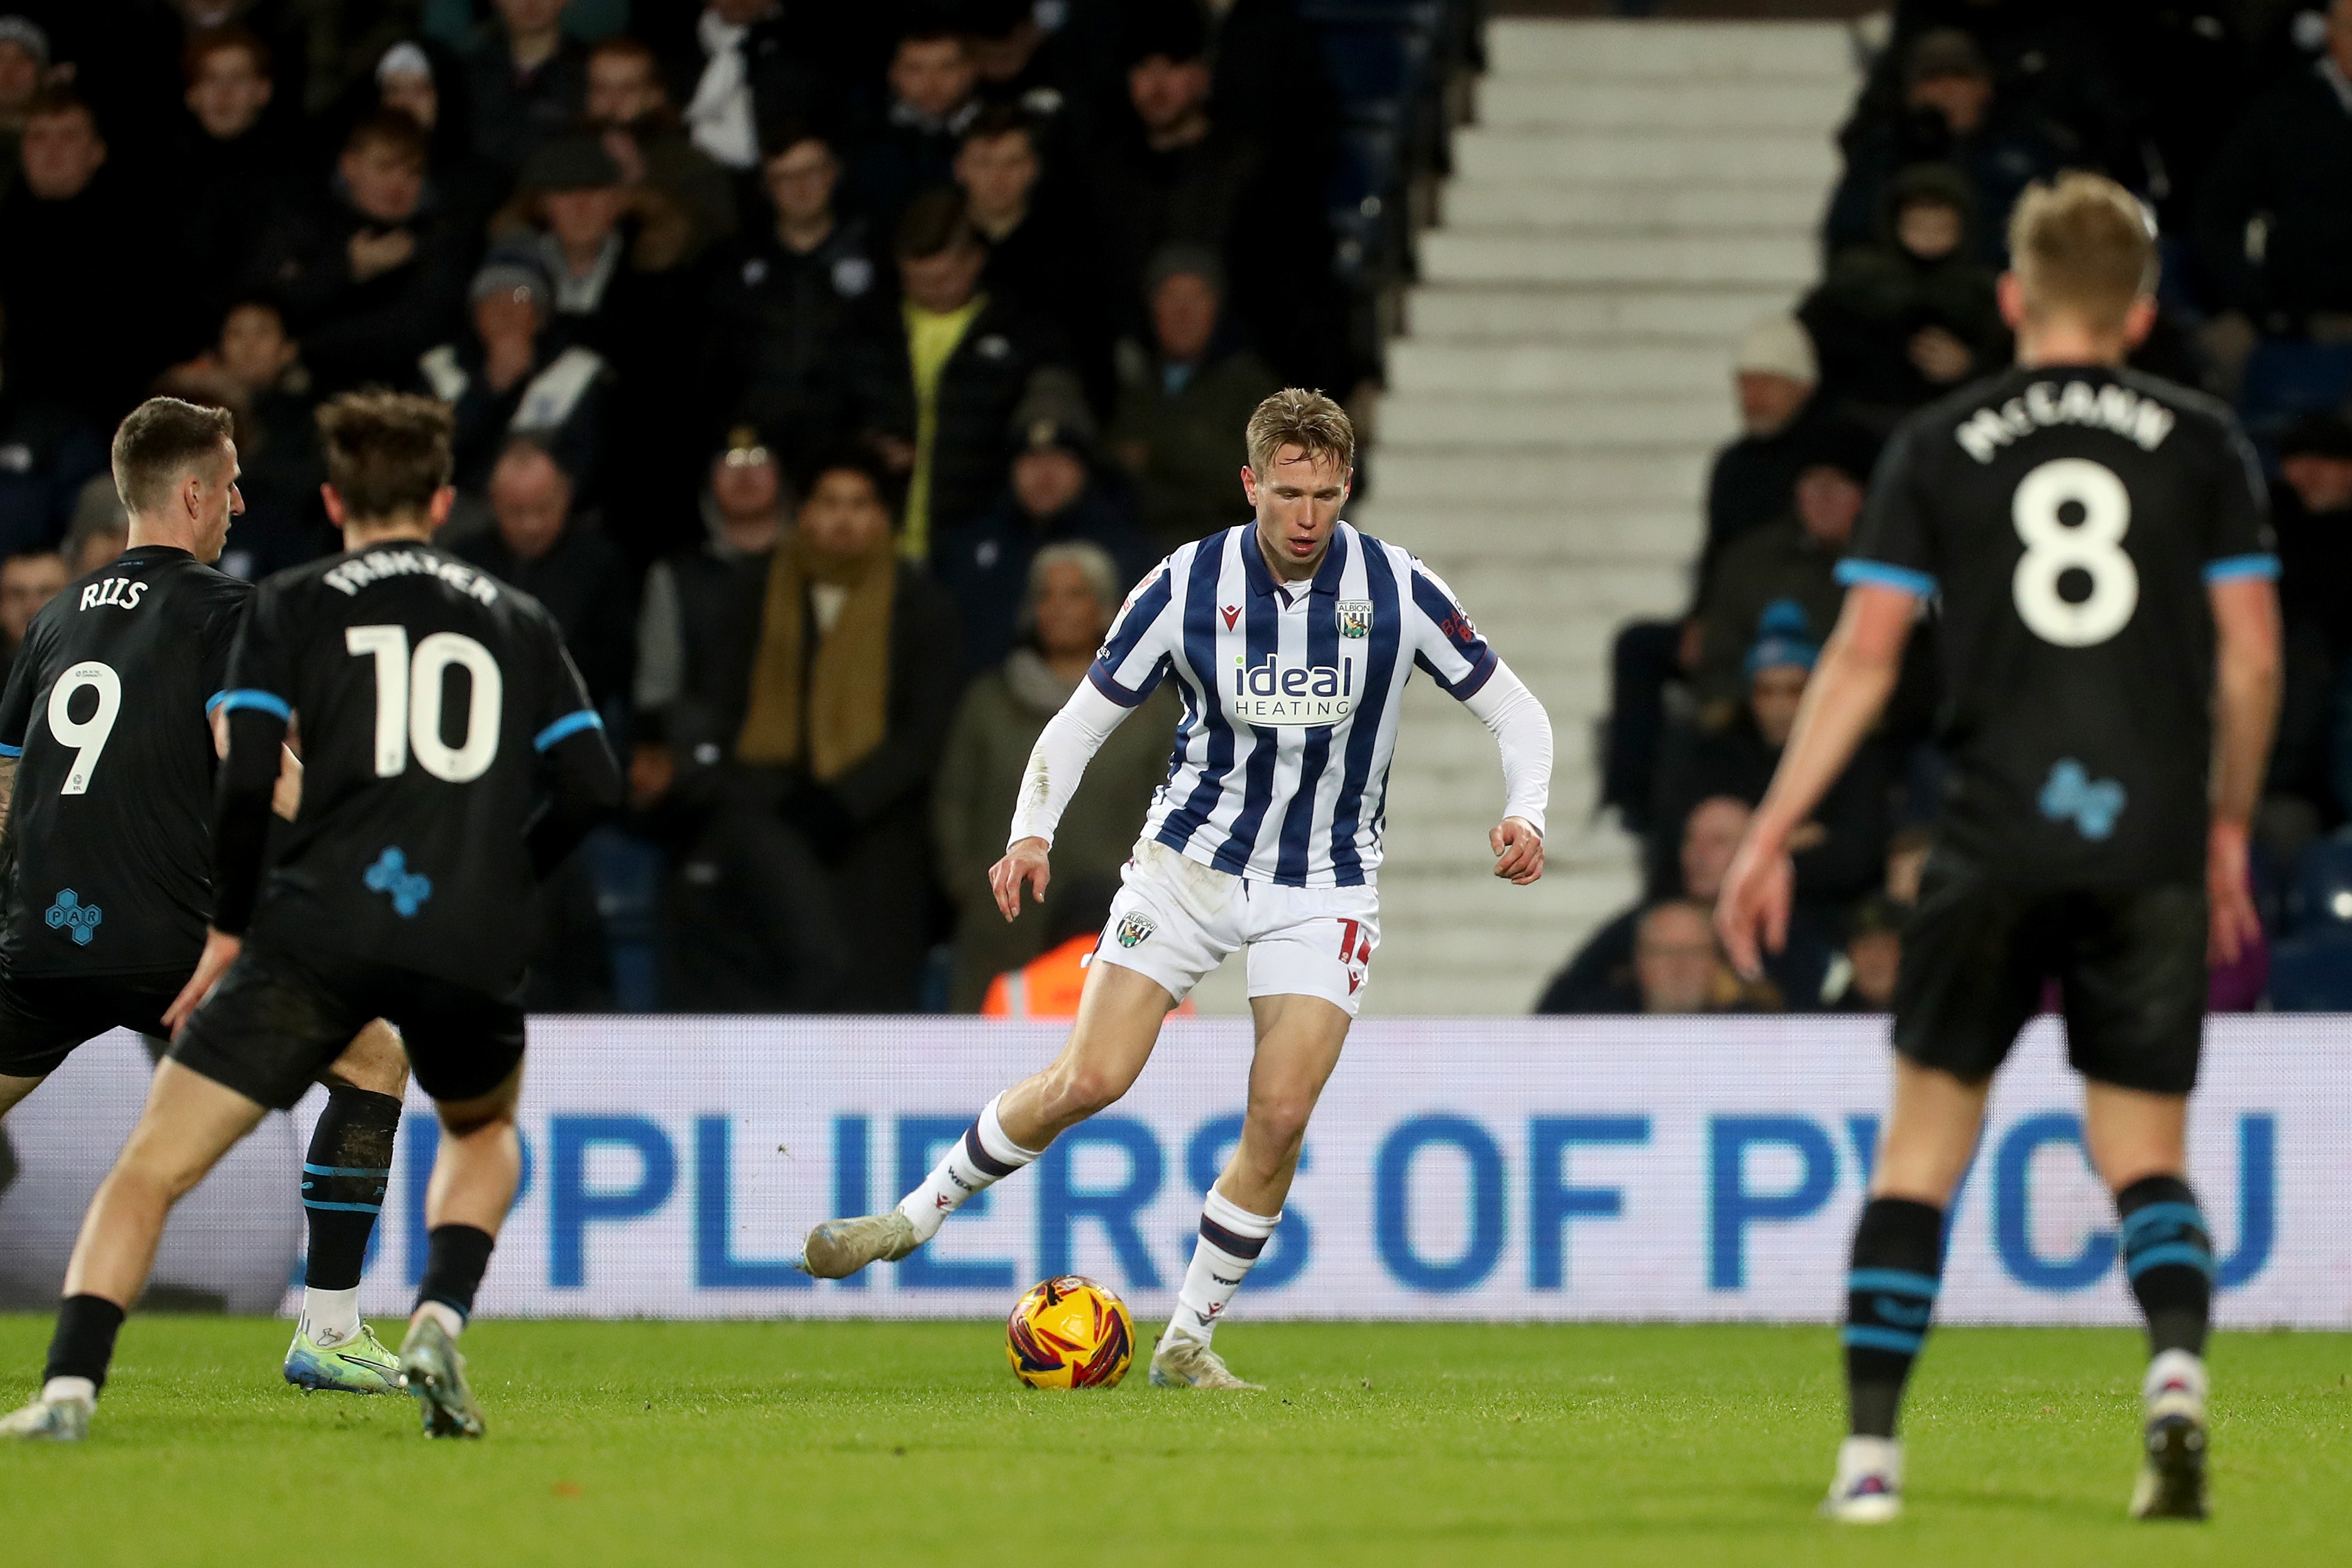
[413, 1300, 464, 1340]
[896, 1095, 1041, 1242]
[40, 1376, 95, 1406]
[1169, 1190, 1280, 1346]
[300, 1286, 361, 1348]
[2145, 1348, 2207, 1403]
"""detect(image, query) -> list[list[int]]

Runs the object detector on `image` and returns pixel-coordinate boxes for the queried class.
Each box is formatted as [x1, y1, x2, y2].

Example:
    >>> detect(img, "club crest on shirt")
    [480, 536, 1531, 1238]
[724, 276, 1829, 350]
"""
[1336, 599, 1373, 639]
[1114, 911, 1157, 948]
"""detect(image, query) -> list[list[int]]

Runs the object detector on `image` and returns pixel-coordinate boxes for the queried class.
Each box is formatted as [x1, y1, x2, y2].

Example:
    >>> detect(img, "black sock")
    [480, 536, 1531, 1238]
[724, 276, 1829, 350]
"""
[1844, 1197, 1944, 1439]
[416, 1224, 497, 1323]
[44, 1295, 126, 1394]
[302, 1087, 402, 1290]
[2116, 1174, 2212, 1359]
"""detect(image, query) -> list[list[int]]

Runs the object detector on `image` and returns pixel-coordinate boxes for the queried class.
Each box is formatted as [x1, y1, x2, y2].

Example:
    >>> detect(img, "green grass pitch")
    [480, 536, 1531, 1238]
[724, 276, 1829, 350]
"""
[2, 1316, 2346, 1566]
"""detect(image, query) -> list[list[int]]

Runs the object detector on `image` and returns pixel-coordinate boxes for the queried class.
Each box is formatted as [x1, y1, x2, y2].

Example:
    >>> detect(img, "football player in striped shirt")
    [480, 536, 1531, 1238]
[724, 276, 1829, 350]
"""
[803, 390, 1554, 1389]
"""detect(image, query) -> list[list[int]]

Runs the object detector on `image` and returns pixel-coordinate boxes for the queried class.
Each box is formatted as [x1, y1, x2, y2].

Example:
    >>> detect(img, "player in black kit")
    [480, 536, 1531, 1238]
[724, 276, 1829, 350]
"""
[0, 398, 415, 1400]
[1, 393, 620, 1442]
[1718, 175, 2281, 1523]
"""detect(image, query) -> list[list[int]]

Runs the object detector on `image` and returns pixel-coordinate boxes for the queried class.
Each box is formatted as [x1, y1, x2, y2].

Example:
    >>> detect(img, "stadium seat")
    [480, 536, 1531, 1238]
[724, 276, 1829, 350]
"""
[1312, 16, 1437, 133]
[2285, 830, 2352, 935]
[2263, 929, 2352, 1010]
[1327, 125, 1404, 283]
[2237, 339, 2352, 445]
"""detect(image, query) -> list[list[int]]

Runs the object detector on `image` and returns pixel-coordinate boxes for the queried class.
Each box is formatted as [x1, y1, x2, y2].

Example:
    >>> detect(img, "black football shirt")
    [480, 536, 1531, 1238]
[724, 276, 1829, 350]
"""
[220, 542, 602, 994]
[1844, 365, 2275, 887]
[0, 547, 252, 977]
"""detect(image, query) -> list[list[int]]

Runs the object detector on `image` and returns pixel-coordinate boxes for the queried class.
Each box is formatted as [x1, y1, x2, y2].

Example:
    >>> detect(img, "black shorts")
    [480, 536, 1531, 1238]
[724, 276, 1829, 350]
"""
[0, 970, 188, 1079]
[170, 941, 524, 1111]
[1892, 863, 2207, 1095]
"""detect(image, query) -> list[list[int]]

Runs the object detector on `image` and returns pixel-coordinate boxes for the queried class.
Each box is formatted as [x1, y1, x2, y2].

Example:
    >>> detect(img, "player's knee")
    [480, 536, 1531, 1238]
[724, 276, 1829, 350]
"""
[1045, 1063, 1129, 1122]
[436, 1097, 516, 1140]
[324, 1021, 409, 1098]
[1244, 1095, 1316, 1157]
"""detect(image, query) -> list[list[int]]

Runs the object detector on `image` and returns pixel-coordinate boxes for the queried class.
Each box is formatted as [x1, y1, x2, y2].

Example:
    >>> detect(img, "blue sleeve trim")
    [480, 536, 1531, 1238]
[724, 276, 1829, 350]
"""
[534, 709, 605, 752]
[204, 690, 229, 715]
[1421, 644, 1498, 700]
[1085, 661, 1151, 709]
[1834, 559, 1938, 597]
[218, 689, 292, 721]
[0, 742, 19, 759]
[2202, 553, 2280, 584]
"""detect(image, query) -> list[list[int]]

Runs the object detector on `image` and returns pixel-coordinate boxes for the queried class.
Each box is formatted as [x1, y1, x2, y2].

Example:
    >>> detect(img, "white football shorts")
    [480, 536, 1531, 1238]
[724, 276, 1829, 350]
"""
[1092, 839, 1380, 1016]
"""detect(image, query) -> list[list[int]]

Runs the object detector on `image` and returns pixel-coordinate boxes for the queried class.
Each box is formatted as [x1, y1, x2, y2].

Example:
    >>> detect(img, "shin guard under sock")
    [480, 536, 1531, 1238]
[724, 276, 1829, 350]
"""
[44, 1295, 126, 1395]
[2116, 1175, 2212, 1359]
[1170, 1190, 1280, 1345]
[1844, 1197, 1944, 1439]
[415, 1224, 497, 1326]
[301, 1087, 402, 1291]
[896, 1094, 1040, 1242]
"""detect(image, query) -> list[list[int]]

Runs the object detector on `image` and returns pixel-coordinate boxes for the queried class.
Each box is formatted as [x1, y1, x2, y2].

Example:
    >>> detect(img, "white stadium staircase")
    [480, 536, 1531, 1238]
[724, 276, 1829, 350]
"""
[1324, 16, 1862, 1016]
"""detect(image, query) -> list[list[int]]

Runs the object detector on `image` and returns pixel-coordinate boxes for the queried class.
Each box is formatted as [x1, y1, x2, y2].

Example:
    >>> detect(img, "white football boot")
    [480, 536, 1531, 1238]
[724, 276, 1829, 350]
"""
[798, 1210, 920, 1279]
[2130, 1349, 2209, 1521]
[1148, 1331, 1262, 1391]
[0, 1391, 92, 1442]
[1820, 1435, 1903, 1522]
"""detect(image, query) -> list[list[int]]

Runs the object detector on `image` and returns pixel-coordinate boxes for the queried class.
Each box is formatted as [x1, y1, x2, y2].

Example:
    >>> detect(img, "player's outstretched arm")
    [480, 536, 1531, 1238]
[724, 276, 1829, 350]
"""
[1459, 658, 1552, 885]
[2207, 574, 2283, 965]
[1718, 584, 1916, 979]
[991, 678, 1139, 922]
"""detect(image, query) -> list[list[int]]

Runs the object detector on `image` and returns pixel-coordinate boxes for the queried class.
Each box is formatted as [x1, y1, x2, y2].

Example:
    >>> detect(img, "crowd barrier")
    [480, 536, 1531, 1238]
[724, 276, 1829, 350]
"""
[0, 1017, 2343, 1327]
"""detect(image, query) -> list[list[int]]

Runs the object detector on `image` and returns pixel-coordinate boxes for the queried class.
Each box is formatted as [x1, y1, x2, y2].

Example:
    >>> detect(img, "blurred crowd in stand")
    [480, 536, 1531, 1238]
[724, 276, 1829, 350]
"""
[0, 0, 1475, 1013]
[1563, 0, 2352, 1016]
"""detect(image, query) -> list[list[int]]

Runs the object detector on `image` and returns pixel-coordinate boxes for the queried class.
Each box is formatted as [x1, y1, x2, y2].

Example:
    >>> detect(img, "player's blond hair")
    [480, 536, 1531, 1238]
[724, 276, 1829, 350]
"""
[1246, 388, 1355, 476]
[2007, 172, 2157, 331]
[111, 397, 235, 516]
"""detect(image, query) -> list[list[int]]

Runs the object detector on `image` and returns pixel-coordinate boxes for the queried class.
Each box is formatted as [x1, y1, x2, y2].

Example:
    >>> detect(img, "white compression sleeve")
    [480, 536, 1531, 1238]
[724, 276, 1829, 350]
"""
[1006, 679, 1136, 848]
[1461, 658, 1553, 836]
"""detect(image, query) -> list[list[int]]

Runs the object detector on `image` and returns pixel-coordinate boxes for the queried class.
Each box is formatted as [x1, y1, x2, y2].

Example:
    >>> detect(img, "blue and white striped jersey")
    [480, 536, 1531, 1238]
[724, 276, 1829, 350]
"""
[1088, 521, 1497, 888]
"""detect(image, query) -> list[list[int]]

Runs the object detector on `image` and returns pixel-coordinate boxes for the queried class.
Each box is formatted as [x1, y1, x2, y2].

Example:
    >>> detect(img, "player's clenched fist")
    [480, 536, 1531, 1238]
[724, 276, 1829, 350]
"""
[990, 836, 1052, 922]
[1489, 817, 1544, 884]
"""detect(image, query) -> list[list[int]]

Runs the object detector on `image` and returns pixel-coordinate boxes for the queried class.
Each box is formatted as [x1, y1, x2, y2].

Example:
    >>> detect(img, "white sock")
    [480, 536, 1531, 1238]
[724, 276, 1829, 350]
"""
[300, 1286, 361, 1348]
[2145, 1348, 2207, 1405]
[1835, 1435, 1903, 1484]
[412, 1300, 464, 1340]
[1169, 1189, 1280, 1346]
[40, 1376, 96, 1407]
[896, 1094, 1041, 1243]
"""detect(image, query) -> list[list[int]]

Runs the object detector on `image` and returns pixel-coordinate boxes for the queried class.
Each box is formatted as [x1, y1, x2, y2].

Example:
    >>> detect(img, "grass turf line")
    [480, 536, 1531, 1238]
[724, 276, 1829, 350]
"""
[1, 1317, 2346, 1567]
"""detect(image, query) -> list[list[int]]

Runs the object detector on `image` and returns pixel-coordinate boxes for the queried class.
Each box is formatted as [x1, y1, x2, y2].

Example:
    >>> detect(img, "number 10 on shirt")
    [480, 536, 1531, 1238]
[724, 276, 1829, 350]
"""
[344, 625, 503, 783]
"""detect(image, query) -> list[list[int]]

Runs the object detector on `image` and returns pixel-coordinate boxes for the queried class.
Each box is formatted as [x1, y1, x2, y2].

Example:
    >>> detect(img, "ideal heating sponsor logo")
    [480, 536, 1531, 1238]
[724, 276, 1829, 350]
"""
[1229, 653, 1355, 724]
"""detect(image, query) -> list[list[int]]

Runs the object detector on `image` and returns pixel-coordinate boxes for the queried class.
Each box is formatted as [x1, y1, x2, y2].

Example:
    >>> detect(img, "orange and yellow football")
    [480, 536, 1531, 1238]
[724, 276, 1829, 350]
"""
[1004, 1275, 1135, 1389]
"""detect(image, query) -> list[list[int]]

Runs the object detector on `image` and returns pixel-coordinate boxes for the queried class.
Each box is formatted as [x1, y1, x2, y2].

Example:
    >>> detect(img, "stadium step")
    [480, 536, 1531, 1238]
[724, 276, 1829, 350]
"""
[1379, 393, 1736, 448]
[1349, 13, 1857, 1017]
[1421, 230, 1818, 288]
[1482, 17, 1858, 80]
[1365, 449, 1711, 507]
[1454, 129, 1838, 187]
[1475, 76, 1850, 133]
[1404, 283, 1800, 343]
[1387, 339, 1744, 397]
[1441, 183, 1827, 235]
